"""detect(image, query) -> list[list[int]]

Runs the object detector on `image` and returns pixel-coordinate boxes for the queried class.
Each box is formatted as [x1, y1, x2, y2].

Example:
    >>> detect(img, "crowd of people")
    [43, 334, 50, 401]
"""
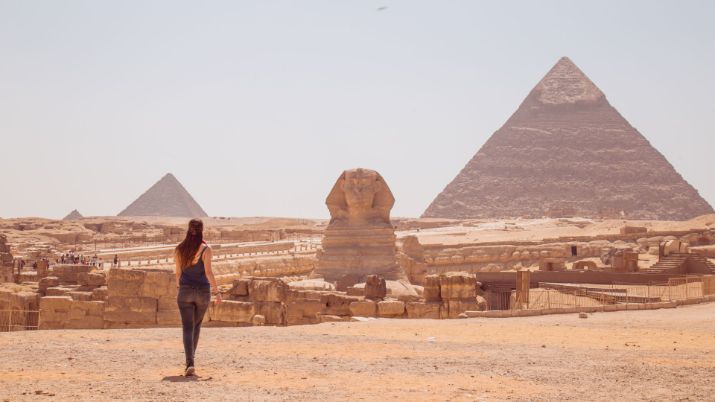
[57, 252, 111, 267]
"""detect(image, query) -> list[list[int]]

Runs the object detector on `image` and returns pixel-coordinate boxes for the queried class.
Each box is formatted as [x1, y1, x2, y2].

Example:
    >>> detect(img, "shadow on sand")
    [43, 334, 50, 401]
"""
[162, 375, 212, 383]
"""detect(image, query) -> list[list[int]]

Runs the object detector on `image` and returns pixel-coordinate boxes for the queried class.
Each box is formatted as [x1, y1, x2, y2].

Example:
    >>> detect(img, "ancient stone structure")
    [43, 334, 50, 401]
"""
[423, 57, 713, 220]
[312, 169, 406, 286]
[62, 209, 83, 220]
[118, 173, 208, 217]
[0, 235, 14, 283]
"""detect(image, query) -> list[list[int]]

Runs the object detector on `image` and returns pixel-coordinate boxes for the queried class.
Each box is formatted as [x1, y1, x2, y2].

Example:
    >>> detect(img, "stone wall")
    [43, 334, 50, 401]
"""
[0, 234, 14, 282]
[36, 267, 488, 329]
[422, 241, 626, 273]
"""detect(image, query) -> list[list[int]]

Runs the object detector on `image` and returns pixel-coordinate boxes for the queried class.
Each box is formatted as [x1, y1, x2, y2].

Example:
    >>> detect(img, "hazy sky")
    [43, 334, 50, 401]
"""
[1, 1, 713, 219]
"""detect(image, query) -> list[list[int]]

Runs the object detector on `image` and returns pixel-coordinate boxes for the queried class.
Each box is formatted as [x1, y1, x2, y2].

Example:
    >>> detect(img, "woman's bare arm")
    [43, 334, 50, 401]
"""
[203, 247, 221, 302]
[174, 250, 181, 287]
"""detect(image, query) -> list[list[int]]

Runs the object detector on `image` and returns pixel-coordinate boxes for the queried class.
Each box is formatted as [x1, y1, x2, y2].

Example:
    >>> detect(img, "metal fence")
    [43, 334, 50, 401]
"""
[0, 309, 40, 332]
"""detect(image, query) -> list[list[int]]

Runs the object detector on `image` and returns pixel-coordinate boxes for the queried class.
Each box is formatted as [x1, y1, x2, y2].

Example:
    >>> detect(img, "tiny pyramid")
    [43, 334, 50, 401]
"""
[118, 173, 208, 217]
[423, 57, 713, 220]
[62, 209, 84, 220]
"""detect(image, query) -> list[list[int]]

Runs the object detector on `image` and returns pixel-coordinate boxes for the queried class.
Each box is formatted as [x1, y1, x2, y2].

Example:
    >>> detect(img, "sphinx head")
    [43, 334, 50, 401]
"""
[326, 168, 394, 224]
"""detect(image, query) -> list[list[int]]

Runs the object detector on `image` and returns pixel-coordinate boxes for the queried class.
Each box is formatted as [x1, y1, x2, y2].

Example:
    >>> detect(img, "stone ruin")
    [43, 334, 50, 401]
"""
[311, 168, 407, 288]
[0, 235, 13, 283]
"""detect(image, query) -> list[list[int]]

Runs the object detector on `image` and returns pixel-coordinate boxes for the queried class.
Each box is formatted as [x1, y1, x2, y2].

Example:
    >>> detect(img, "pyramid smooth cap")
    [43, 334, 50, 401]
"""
[531, 57, 604, 104]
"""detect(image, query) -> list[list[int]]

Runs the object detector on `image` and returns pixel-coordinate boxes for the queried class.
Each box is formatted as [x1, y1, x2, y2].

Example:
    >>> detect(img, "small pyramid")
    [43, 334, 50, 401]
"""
[423, 57, 713, 220]
[63, 209, 83, 220]
[118, 173, 208, 217]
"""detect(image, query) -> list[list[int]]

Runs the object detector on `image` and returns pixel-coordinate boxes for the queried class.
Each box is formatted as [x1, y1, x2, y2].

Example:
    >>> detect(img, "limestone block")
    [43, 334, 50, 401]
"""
[439, 272, 476, 300]
[107, 269, 146, 297]
[104, 296, 157, 324]
[253, 301, 286, 325]
[377, 300, 405, 317]
[78, 271, 107, 288]
[39, 296, 73, 328]
[141, 270, 176, 299]
[230, 279, 250, 297]
[65, 316, 104, 329]
[158, 296, 178, 310]
[249, 279, 288, 302]
[52, 264, 93, 284]
[156, 309, 182, 326]
[46, 287, 71, 296]
[406, 302, 440, 319]
[68, 291, 93, 301]
[321, 293, 361, 316]
[423, 275, 442, 302]
[364, 275, 387, 300]
[349, 300, 377, 317]
[444, 300, 479, 319]
[252, 314, 266, 326]
[92, 287, 108, 301]
[286, 300, 323, 325]
[38, 276, 60, 294]
[208, 300, 254, 323]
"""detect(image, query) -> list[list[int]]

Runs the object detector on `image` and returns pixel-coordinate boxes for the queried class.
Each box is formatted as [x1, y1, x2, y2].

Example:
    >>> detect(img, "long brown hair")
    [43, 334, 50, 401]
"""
[176, 219, 204, 270]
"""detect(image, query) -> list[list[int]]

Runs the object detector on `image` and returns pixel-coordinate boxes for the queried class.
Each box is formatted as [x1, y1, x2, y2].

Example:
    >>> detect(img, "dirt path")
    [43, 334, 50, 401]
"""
[2, 303, 714, 401]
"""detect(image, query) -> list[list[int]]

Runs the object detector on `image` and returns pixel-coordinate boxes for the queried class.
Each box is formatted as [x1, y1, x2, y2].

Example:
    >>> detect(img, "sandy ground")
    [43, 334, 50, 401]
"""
[2, 303, 714, 401]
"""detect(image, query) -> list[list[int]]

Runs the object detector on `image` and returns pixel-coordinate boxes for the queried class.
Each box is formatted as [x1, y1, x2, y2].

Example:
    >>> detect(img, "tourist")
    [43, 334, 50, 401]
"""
[113, 254, 118, 267]
[174, 218, 221, 377]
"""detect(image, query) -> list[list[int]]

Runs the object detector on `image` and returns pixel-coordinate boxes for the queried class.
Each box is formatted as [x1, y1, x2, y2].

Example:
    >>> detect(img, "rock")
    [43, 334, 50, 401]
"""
[423, 275, 442, 302]
[406, 302, 441, 319]
[439, 272, 476, 300]
[248, 279, 288, 303]
[377, 300, 405, 318]
[286, 300, 323, 325]
[251, 314, 266, 326]
[208, 300, 255, 324]
[317, 314, 345, 323]
[579, 312, 588, 319]
[364, 275, 387, 300]
[349, 300, 377, 317]
[287, 278, 335, 292]
[321, 293, 361, 316]
[104, 296, 157, 324]
[107, 268, 146, 297]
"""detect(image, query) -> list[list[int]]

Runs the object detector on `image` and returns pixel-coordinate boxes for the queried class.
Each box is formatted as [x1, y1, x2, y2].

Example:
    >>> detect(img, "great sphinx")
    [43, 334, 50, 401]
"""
[311, 168, 407, 287]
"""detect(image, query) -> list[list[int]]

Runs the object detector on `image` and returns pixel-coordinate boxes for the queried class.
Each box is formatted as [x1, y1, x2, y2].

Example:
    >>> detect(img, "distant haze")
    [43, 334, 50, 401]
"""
[0, 1, 713, 219]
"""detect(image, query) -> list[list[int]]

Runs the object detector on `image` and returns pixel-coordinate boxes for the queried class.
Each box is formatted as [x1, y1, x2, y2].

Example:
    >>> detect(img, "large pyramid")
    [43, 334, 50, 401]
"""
[118, 173, 208, 217]
[423, 57, 713, 220]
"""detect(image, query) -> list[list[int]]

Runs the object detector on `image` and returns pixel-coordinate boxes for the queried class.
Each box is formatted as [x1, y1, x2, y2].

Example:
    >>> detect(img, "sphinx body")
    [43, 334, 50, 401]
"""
[312, 168, 407, 287]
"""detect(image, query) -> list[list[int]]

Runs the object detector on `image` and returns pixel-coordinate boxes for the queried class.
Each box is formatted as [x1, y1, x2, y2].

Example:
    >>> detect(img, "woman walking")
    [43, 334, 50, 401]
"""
[174, 218, 221, 376]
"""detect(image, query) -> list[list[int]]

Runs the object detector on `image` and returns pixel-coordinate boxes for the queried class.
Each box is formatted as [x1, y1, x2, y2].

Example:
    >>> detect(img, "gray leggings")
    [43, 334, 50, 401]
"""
[177, 286, 211, 367]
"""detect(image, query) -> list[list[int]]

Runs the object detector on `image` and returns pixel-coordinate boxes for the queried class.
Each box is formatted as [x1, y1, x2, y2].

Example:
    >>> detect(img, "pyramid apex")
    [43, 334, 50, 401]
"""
[531, 57, 604, 105]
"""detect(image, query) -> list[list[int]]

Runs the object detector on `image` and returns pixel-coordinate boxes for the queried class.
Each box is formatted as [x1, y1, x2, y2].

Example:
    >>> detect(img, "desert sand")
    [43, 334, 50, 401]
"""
[2, 302, 713, 401]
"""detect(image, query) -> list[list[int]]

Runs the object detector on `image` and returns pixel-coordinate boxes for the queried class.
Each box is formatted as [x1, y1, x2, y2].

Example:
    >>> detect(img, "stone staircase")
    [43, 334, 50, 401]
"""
[689, 254, 715, 274]
[644, 253, 715, 274]
[643, 253, 690, 274]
